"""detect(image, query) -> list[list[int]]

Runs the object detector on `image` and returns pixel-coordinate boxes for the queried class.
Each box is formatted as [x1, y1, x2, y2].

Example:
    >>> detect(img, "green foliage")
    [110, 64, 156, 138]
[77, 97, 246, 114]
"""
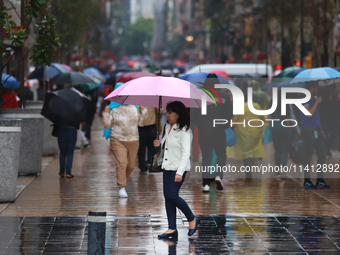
[30, 14, 61, 66]
[125, 17, 153, 55]
[25, 0, 46, 19]
[0, 4, 28, 58]
[0, 1, 60, 65]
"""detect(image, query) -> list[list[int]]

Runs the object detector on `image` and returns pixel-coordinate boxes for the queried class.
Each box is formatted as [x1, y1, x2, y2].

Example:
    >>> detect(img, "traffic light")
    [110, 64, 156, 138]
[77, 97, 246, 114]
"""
[295, 60, 301, 67]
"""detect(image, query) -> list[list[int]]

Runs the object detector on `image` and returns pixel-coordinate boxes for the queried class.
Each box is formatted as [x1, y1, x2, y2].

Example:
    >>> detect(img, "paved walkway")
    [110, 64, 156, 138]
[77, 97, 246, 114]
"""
[1, 115, 340, 254]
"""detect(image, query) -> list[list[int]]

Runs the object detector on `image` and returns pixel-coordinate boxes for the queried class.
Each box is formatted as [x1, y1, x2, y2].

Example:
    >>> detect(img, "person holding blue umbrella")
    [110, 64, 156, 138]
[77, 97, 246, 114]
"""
[290, 67, 339, 189]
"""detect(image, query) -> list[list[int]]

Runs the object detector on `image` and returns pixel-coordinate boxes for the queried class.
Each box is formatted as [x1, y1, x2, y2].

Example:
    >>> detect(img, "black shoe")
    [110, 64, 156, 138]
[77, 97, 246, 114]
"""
[303, 181, 316, 189]
[66, 174, 74, 179]
[215, 176, 224, 191]
[149, 167, 163, 173]
[188, 216, 199, 236]
[316, 181, 331, 189]
[158, 229, 178, 239]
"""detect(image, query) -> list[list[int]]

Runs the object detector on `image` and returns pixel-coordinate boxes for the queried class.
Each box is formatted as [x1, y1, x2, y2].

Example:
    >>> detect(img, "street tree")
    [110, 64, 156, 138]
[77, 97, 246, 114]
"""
[49, 0, 100, 67]
[262, 0, 302, 68]
[0, 0, 60, 108]
[306, 0, 337, 67]
[203, 0, 236, 61]
[125, 17, 153, 56]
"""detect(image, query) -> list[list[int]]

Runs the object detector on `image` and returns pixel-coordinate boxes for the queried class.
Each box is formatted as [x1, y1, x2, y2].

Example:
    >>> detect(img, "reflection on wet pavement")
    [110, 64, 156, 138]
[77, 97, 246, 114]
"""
[0, 215, 340, 254]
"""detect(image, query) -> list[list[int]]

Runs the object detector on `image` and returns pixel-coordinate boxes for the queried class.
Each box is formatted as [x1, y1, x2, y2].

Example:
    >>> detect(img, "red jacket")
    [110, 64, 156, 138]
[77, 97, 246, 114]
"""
[2, 92, 19, 108]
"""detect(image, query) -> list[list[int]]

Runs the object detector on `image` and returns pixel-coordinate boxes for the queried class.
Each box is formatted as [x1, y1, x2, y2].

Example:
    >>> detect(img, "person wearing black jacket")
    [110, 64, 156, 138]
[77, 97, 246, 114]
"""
[191, 73, 233, 192]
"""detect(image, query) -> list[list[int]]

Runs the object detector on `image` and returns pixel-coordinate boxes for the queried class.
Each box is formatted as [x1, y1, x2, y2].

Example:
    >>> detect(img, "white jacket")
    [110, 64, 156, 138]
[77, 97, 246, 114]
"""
[160, 123, 192, 176]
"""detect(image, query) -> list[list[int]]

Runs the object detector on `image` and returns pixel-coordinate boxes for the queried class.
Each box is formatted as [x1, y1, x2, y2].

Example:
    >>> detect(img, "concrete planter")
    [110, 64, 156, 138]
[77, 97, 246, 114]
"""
[24, 100, 44, 109]
[0, 119, 21, 202]
[0, 109, 44, 175]
[23, 101, 59, 156]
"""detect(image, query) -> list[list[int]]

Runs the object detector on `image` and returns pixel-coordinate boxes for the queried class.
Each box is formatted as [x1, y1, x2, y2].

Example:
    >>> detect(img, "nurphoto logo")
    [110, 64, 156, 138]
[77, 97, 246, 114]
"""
[199, 84, 312, 128]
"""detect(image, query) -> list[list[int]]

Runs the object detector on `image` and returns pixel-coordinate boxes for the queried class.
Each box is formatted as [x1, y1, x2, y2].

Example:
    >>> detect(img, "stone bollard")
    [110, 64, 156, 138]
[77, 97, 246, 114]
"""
[0, 119, 22, 202]
[0, 109, 44, 175]
[23, 101, 59, 156]
[87, 211, 106, 255]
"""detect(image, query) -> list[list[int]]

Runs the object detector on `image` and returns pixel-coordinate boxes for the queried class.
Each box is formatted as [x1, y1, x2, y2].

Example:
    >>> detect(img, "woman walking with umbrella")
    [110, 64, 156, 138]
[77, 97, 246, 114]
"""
[103, 83, 148, 198]
[104, 76, 212, 235]
[41, 88, 91, 178]
[154, 101, 199, 239]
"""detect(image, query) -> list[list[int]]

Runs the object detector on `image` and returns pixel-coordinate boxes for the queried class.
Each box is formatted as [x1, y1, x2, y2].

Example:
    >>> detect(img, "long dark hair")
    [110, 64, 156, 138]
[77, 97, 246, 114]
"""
[166, 101, 190, 131]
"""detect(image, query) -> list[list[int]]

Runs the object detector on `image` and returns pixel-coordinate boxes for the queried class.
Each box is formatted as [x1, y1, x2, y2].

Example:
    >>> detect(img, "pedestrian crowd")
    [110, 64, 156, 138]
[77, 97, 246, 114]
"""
[98, 69, 339, 239]
[99, 71, 339, 198]
[3, 59, 340, 240]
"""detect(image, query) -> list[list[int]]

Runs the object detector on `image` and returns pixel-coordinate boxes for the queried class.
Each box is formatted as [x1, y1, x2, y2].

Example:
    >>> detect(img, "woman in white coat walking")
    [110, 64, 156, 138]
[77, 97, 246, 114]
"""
[154, 101, 199, 239]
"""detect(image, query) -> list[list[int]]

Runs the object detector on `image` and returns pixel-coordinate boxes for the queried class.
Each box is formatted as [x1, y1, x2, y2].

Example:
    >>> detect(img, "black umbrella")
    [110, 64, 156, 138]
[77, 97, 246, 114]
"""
[41, 87, 91, 124]
[52, 71, 94, 85]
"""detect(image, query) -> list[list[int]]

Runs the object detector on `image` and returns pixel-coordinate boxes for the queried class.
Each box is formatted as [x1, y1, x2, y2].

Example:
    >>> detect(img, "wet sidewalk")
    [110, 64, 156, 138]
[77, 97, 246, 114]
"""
[0, 215, 340, 254]
[1, 115, 340, 254]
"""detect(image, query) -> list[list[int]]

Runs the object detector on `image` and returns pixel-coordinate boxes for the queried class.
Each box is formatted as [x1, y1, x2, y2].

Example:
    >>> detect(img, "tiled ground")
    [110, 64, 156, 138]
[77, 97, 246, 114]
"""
[1, 115, 340, 254]
[0, 215, 339, 254]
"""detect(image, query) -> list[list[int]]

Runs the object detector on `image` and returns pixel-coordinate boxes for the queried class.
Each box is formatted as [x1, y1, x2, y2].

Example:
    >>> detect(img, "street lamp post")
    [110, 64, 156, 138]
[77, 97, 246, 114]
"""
[186, 35, 194, 67]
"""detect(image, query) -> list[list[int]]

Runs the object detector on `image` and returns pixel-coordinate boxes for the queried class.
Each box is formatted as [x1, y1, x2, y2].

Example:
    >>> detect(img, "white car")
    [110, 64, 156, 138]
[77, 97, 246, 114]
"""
[186, 63, 273, 78]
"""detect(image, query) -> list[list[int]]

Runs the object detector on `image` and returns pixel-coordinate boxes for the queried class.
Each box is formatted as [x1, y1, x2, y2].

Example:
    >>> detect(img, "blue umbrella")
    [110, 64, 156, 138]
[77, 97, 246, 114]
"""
[84, 67, 103, 77]
[179, 72, 230, 86]
[2, 73, 20, 89]
[290, 67, 340, 85]
[29, 63, 71, 80]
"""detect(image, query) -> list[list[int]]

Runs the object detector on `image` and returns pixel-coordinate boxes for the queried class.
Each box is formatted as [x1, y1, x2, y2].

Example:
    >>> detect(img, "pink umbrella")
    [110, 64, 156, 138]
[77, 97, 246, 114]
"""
[105, 76, 213, 108]
[62, 64, 73, 71]
[104, 76, 214, 133]
[210, 70, 232, 80]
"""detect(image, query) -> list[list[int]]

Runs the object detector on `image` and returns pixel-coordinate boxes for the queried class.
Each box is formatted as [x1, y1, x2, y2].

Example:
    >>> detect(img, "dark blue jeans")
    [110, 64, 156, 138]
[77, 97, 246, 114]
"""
[163, 170, 195, 230]
[58, 127, 77, 175]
